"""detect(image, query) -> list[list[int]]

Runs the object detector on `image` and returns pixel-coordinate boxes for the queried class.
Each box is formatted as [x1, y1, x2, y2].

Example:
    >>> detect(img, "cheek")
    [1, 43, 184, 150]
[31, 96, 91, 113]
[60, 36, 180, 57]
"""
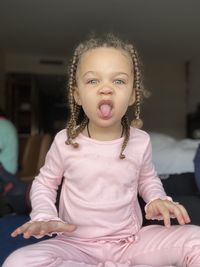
[79, 95, 96, 113]
[119, 89, 135, 105]
[129, 93, 135, 106]
[127, 87, 135, 105]
[81, 105, 95, 120]
[80, 93, 93, 105]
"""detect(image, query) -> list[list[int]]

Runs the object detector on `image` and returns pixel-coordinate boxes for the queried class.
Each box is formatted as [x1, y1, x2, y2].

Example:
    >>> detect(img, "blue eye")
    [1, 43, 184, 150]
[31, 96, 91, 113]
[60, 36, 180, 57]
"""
[114, 79, 125, 85]
[87, 79, 98, 84]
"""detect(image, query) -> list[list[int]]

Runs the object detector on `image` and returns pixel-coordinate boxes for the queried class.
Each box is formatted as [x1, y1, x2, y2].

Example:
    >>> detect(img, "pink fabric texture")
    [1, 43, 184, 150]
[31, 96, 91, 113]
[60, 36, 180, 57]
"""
[3, 127, 200, 266]
[30, 127, 167, 239]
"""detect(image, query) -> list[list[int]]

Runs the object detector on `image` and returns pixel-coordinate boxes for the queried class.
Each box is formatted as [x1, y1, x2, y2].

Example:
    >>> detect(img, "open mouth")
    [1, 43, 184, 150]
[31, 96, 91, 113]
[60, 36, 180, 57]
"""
[98, 100, 113, 119]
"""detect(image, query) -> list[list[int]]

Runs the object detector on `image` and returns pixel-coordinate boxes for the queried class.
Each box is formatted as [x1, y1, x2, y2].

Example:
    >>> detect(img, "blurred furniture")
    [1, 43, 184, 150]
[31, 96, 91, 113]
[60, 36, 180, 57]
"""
[6, 74, 37, 134]
[187, 103, 200, 139]
[19, 133, 52, 181]
[0, 133, 52, 264]
[6, 73, 67, 135]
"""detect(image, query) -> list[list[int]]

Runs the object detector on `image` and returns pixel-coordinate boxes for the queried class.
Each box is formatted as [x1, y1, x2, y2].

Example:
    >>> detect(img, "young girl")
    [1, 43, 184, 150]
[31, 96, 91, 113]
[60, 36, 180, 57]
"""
[3, 34, 200, 267]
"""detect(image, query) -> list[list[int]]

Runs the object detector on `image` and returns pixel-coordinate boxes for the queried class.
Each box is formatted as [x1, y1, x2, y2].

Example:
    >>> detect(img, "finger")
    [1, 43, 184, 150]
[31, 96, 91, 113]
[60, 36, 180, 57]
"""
[145, 203, 156, 219]
[167, 202, 190, 225]
[11, 223, 32, 237]
[158, 206, 171, 227]
[168, 204, 186, 225]
[175, 204, 191, 224]
[23, 221, 58, 238]
[25, 221, 57, 237]
[22, 221, 77, 238]
[23, 222, 40, 239]
[37, 222, 54, 237]
[23, 222, 43, 239]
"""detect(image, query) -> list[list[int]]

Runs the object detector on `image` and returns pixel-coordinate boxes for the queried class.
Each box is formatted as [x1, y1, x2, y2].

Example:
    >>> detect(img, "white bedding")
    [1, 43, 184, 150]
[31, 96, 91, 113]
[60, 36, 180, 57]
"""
[149, 132, 200, 175]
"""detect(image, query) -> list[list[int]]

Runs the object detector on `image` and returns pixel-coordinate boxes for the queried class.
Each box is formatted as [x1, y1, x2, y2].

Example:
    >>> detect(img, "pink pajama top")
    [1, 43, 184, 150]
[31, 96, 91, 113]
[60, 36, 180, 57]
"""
[30, 127, 168, 241]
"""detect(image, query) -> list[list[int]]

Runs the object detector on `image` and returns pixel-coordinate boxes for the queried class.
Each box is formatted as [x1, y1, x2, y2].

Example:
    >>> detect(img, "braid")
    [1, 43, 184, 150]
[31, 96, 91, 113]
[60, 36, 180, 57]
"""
[120, 115, 130, 159]
[66, 50, 83, 148]
[65, 33, 148, 159]
[127, 45, 144, 129]
[76, 116, 89, 136]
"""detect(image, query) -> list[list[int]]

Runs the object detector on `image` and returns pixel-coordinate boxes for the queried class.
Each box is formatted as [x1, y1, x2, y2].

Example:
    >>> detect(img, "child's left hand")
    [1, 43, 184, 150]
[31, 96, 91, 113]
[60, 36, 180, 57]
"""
[145, 199, 191, 227]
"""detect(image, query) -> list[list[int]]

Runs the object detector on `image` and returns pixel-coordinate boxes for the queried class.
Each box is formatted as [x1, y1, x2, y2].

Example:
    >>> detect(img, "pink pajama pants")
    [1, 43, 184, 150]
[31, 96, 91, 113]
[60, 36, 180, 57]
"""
[3, 224, 200, 267]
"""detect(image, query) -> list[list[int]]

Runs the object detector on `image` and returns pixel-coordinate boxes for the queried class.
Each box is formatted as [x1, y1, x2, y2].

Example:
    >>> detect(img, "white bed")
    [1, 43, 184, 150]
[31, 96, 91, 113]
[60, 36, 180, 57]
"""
[149, 132, 200, 175]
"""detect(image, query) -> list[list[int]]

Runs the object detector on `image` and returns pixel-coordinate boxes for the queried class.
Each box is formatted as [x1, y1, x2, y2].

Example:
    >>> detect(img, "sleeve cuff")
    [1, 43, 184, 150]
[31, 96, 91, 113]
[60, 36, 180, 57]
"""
[29, 217, 67, 239]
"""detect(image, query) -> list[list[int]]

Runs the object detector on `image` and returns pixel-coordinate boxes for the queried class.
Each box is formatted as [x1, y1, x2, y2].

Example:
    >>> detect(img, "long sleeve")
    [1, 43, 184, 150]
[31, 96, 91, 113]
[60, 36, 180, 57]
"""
[138, 135, 168, 204]
[28, 128, 172, 240]
[30, 134, 64, 222]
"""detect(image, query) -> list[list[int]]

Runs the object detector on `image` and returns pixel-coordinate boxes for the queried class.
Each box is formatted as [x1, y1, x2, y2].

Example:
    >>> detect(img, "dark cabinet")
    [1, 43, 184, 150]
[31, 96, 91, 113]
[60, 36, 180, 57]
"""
[6, 73, 68, 136]
[6, 74, 36, 135]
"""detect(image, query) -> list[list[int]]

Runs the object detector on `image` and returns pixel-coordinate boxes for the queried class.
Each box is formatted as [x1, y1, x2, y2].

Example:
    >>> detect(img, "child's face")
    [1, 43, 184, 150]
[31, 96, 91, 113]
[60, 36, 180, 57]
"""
[74, 47, 135, 128]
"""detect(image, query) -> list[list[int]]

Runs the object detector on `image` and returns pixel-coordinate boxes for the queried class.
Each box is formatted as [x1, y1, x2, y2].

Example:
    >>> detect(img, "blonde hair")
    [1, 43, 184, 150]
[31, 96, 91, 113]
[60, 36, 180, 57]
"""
[65, 33, 147, 159]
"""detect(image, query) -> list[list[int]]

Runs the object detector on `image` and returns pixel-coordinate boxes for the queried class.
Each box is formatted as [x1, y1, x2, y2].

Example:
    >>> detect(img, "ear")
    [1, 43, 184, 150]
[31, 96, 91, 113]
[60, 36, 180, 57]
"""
[73, 86, 82, 106]
[128, 89, 136, 106]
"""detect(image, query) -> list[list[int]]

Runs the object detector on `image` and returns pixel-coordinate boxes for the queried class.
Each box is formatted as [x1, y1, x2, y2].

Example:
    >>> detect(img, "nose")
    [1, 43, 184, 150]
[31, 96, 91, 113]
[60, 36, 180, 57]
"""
[99, 85, 113, 95]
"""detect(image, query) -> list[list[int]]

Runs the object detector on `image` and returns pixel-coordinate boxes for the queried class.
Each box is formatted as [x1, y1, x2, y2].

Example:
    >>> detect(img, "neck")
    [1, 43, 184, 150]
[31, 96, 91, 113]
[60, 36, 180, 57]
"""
[86, 122, 124, 141]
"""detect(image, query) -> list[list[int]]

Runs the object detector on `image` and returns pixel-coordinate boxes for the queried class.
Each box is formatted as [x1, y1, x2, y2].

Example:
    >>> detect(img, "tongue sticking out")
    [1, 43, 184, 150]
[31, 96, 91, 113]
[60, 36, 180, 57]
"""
[99, 104, 112, 118]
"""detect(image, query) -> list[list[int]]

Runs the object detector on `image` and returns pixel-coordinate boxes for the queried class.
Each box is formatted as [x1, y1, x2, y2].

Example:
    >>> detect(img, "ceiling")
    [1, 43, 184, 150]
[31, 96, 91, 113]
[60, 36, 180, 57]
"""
[0, 0, 200, 60]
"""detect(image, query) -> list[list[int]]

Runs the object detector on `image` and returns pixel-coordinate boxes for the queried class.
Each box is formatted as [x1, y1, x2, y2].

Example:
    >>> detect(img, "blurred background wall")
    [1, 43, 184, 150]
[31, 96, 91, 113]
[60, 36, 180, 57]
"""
[0, 0, 200, 139]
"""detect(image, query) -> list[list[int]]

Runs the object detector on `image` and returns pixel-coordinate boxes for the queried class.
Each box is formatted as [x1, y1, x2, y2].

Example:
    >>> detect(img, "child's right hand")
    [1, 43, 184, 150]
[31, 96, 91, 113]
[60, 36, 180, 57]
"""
[11, 220, 77, 239]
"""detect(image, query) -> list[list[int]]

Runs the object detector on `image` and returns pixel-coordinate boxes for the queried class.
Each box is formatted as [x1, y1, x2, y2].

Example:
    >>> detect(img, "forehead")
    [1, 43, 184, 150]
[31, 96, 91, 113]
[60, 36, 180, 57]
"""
[77, 47, 133, 74]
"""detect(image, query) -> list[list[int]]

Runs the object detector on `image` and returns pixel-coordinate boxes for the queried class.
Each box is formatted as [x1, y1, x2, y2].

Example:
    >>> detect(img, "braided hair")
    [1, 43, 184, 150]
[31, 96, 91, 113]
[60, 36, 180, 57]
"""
[65, 33, 147, 159]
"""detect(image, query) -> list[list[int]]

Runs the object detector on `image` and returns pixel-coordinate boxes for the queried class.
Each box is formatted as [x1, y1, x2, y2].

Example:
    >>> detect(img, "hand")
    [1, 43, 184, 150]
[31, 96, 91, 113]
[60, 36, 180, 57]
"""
[11, 220, 77, 239]
[145, 199, 191, 227]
